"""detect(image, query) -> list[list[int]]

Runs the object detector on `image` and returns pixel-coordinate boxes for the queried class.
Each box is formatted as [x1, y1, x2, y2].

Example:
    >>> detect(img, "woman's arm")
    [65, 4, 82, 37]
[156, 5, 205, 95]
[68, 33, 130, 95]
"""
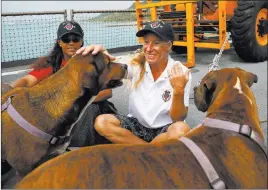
[10, 75, 39, 88]
[169, 91, 188, 121]
[168, 64, 191, 121]
[93, 89, 112, 102]
[76, 45, 116, 61]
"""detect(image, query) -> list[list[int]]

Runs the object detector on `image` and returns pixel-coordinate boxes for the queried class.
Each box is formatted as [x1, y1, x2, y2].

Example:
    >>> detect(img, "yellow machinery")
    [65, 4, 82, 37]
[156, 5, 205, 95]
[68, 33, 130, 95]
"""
[135, 0, 267, 68]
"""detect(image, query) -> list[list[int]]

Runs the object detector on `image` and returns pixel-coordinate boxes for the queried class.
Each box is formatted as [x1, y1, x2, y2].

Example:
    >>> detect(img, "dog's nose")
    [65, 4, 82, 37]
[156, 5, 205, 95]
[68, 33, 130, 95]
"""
[122, 64, 128, 70]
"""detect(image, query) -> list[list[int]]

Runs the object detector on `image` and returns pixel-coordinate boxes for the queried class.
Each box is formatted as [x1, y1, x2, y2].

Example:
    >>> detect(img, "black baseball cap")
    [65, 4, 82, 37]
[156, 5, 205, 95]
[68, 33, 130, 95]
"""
[136, 20, 174, 42]
[57, 20, 84, 39]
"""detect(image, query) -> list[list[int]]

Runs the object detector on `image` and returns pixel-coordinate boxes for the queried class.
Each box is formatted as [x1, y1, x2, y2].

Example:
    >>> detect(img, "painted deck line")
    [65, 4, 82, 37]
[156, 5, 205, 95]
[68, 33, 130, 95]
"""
[1, 69, 31, 76]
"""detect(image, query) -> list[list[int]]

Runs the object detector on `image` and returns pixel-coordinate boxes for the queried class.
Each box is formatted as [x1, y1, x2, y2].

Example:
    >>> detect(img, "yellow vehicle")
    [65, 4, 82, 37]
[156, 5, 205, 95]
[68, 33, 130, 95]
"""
[135, 0, 267, 68]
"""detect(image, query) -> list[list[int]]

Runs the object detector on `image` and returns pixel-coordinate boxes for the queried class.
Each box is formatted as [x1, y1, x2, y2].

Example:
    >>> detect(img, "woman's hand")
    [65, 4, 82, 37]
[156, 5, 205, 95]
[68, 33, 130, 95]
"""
[76, 44, 116, 61]
[168, 64, 190, 95]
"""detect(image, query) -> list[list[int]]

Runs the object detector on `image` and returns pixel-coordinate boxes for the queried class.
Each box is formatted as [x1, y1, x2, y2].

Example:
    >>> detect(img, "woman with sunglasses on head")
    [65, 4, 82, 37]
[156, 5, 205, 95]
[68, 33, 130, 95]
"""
[10, 20, 116, 147]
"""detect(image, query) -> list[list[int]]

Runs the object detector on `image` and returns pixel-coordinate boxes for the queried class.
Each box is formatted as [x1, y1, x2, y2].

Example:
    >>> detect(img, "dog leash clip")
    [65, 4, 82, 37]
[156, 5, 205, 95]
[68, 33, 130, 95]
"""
[49, 135, 70, 145]
[210, 178, 226, 189]
[239, 124, 252, 138]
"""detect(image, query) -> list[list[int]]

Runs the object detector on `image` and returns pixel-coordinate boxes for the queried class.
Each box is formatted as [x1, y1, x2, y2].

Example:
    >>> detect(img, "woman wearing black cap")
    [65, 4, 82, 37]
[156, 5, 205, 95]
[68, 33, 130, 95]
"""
[11, 21, 85, 87]
[9, 20, 117, 147]
[93, 20, 192, 144]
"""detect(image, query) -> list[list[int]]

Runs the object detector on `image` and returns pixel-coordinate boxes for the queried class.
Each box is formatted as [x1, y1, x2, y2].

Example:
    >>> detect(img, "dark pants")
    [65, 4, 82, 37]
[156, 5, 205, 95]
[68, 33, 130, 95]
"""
[69, 100, 115, 147]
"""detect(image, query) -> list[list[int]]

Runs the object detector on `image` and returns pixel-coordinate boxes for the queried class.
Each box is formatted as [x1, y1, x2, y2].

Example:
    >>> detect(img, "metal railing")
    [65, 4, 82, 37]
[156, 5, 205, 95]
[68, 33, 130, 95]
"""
[70, 9, 139, 50]
[1, 9, 141, 64]
[2, 10, 67, 62]
[1, 10, 67, 18]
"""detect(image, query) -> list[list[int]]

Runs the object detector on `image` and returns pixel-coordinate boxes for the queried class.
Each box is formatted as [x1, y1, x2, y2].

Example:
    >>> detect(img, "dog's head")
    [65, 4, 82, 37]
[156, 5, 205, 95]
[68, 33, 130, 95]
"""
[71, 52, 127, 95]
[193, 67, 258, 112]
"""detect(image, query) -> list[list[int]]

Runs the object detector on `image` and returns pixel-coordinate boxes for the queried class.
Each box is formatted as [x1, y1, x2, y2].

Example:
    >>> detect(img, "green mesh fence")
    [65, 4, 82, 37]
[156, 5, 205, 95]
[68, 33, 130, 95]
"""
[1, 12, 67, 62]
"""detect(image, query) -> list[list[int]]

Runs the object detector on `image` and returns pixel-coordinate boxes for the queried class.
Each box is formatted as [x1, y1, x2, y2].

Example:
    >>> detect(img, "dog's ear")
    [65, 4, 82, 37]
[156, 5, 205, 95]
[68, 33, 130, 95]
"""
[92, 52, 107, 74]
[245, 71, 258, 87]
[194, 71, 217, 112]
[235, 67, 258, 87]
[203, 78, 216, 91]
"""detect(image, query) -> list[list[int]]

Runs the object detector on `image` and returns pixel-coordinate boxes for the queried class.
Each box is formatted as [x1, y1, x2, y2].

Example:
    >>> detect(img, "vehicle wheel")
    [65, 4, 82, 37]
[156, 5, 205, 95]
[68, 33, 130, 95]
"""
[172, 46, 187, 54]
[172, 46, 197, 54]
[231, 0, 267, 62]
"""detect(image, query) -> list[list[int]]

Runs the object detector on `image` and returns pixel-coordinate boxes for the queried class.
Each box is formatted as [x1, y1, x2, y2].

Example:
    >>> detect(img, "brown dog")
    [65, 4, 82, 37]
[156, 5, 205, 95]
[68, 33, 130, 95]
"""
[16, 68, 267, 189]
[1, 52, 127, 179]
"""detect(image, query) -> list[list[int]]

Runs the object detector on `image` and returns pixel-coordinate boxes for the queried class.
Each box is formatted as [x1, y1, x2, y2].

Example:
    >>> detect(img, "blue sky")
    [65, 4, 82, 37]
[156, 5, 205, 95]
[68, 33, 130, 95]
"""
[2, 1, 134, 13]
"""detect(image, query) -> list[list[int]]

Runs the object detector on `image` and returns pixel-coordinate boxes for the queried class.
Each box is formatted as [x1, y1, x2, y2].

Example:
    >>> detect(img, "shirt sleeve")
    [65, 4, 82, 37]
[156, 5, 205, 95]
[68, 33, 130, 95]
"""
[28, 66, 53, 81]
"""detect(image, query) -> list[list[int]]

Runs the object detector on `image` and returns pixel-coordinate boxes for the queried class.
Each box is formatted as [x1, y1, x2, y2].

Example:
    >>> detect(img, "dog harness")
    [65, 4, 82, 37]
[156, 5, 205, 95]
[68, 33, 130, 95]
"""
[1, 96, 69, 145]
[203, 118, 267, 156]
[179, 117, 267, 189]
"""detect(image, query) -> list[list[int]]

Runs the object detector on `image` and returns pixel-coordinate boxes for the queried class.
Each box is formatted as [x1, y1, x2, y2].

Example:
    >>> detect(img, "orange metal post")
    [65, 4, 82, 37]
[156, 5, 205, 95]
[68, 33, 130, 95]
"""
[185, 2, 195, 68]
[150, 7, 157, 21]
[146, 0, 157, 21]
[135, 0, 144, 44]
[135, 0, 142, 31]
[218, 1, 230, 50]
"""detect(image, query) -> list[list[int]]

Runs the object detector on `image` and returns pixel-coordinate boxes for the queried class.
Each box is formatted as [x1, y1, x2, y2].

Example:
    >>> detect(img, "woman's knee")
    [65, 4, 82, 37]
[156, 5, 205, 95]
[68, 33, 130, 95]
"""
[167, 121, 191, 140]
[94, 114, 111, 131]
[94, 114, 119, 135]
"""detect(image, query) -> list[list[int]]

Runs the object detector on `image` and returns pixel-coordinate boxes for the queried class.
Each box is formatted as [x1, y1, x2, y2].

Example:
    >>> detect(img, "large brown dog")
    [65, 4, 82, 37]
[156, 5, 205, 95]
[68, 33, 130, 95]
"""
[16, 68, 267, 189]
[1, 52, 127, 178]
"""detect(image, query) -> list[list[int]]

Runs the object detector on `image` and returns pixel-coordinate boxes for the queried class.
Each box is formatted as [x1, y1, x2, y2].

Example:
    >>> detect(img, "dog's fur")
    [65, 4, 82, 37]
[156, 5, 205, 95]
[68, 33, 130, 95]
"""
[16, 68, 267, 189]
[1, 52, 127, 178]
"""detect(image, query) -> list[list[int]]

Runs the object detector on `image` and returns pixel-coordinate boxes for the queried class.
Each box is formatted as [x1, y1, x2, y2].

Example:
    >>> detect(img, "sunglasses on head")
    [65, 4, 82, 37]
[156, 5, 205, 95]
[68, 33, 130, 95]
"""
[61, 34, 82, 43]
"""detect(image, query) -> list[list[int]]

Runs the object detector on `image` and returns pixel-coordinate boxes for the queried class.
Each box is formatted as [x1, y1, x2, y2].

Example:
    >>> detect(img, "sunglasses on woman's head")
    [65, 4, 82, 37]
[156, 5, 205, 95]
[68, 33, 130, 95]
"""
[61, 34, 82, 43]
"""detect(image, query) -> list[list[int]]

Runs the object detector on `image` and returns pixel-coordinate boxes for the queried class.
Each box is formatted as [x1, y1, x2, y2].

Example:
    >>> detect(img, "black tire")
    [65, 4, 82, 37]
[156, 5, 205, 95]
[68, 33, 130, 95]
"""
[172, 46, 187, 54]
[231, 1, 268, 62]
[172, 46, 197, 54]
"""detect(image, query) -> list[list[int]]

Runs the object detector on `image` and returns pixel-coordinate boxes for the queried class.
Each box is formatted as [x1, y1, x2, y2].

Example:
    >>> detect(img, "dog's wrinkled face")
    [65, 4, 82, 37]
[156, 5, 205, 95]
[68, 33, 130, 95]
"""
[72, 52, 127, 95]
[193, 67, 258, 112]
[94, 53, 127, 90]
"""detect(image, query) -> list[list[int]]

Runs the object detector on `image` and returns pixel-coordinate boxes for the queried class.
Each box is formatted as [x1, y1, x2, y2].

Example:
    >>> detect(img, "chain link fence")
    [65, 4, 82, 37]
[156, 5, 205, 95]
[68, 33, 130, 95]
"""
[1, 9, 149, 65]
[1, 11, 67, 62]
[71, 9, 139, 50]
